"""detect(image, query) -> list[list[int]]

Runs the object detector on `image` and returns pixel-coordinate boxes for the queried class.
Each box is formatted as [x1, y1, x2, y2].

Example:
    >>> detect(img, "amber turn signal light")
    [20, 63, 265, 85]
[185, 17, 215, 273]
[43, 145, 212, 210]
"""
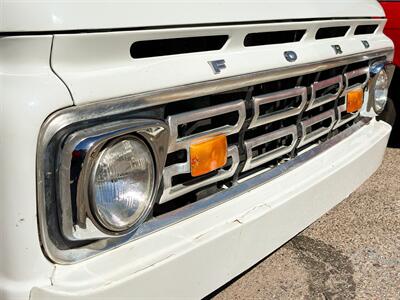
[190, 135, 228, 177]
[346, 89, 364, 113]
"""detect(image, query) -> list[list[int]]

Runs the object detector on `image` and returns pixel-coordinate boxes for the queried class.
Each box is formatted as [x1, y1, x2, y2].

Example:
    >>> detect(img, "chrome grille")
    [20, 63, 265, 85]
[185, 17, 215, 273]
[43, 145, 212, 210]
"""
[159, 60, 371, 204]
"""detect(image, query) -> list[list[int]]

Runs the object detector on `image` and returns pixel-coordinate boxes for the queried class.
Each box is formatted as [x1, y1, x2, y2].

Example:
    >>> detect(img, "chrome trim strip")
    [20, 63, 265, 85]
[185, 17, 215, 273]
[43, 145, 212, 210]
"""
[242, 125, 297, 172]
[39, 48, 391, 142]
[299, 109, 336, 147]
[249, 87, 307, 128]
[308, 75, 343, 110]
[37, 48, 392, 264]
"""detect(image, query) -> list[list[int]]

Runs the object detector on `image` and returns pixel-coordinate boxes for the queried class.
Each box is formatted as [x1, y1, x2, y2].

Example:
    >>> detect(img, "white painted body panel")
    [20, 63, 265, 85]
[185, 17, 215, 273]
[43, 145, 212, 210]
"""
[0, 36, 73, 299]
[0, 0, 384, 32]
[50, 18, 392, 105]
[29, 119, 391, 299]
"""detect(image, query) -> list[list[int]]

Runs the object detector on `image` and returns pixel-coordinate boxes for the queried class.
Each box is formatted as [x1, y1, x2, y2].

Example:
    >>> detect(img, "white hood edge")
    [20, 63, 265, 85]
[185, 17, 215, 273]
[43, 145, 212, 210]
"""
[0, 0, 385, 33]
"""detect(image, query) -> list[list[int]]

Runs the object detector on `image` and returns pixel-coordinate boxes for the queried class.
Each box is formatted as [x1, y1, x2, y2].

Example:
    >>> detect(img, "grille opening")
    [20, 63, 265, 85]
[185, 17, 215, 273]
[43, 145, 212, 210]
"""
[177, 111, 239, 138]
[244, 29, 306, 47]
[305, 102, 336, 118]
[355, 24, 378, 35]
[346, 60, 370, 72]
[253, 77, 299, 96]
[315, 26, 350, 40]
[338, 96, 346, 106]
[245, 117, 297, 140]
[348, 75, 368, 88]
[252, 135, 294, 158]
[340, 111, 353, 123]
[337, 113, 360, 129]
[172, 170, 218, 187]
[238, 155, 286, 181]
[317, 66, 345, 81]
[258, 95, 303, 117]
[153, 181, 227, 217]
[165, 89, 248, 116]
[306, 118, 333, 134]
[130, 35, 228, 59]
[316, 83, 341, 99]
[153, 194, 195, 217]
[165, 150, 187, 167]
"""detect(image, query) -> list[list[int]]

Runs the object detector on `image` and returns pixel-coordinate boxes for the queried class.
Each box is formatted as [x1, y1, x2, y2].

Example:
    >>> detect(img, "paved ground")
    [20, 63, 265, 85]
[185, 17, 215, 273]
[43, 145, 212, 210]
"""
[212, 147, 400, 299]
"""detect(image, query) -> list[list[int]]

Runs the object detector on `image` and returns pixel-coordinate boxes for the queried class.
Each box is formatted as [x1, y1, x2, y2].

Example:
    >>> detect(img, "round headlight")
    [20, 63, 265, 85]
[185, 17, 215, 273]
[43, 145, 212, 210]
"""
[373, 69, 389, 114]
[90, 137, 155, 232]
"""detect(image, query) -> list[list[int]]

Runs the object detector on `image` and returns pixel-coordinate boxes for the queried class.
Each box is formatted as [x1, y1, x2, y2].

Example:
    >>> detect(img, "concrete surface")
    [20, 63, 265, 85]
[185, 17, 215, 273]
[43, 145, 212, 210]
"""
[212, 147, 400, 299]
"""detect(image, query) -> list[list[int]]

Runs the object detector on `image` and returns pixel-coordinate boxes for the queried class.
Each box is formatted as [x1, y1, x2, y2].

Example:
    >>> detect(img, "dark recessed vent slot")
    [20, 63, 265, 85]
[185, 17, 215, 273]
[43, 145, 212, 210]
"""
[252, 135, 294, 158]
[130, 35, 228, 59]
[171, 170, 219, 187]
[346, 60, 370, 72]
[165, 150, 187, 167]
[244, 30, 306, 47]
[316, 83, 340, 99]
[259, 96, 303, 116]
[307, 118, 332, 134]
[177, 111, 239, 138]
[354, 24, 378, 35]
[348, 75, 368, 87]
[315, 26, 350, 40]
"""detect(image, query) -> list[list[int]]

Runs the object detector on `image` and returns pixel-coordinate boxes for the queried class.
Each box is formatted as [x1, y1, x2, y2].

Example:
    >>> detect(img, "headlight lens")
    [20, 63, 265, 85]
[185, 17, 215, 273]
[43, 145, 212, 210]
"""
[373, 69, 389, 114]
[90, 137, 155, 232]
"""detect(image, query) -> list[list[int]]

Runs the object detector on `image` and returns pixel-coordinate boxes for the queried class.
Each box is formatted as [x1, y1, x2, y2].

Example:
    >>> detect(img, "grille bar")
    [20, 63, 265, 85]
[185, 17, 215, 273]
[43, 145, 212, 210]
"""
[335, 67, 370, 129]
[335, 97, 359, 129]
[308, 75, 343, 110]
[249, 87, 307, 128]
[299, 109, 336, 147]
[167, 100, 246, 152]
[243, 125, 297, 172]
[161, 100, 246, 204]
[160, 146, 239, 204]
[344, 66, 370, 93]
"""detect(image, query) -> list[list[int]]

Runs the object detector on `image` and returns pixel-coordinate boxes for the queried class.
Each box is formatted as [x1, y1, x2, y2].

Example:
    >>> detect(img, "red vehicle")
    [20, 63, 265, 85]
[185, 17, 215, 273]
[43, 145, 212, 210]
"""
[381, 0, 400, 145]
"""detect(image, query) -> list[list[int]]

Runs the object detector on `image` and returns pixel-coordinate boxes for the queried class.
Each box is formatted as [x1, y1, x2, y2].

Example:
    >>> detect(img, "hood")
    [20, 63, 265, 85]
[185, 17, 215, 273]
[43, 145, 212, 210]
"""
[0, 0, 385, 33]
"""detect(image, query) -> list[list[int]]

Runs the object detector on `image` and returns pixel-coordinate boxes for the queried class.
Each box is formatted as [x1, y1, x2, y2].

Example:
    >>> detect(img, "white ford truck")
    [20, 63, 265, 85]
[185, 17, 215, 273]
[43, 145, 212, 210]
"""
[0, 1, 395, 299]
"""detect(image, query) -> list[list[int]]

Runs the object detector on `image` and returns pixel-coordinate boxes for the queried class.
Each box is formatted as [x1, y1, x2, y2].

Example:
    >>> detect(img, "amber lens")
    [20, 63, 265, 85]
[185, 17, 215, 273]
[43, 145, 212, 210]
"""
[346, 89, 364, 113]
[190, 135, 228, 177]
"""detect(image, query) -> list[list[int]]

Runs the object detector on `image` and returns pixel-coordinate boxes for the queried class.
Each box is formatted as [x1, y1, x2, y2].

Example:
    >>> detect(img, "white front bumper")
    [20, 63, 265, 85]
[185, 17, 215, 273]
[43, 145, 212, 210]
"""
[30, 119, 390, 299]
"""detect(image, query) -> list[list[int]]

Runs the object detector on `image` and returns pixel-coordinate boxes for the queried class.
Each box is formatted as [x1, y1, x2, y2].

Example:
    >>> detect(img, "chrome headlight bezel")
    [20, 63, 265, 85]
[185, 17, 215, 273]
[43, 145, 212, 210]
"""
[368, 61, 395, 114]
[57, 119, 169, 240]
